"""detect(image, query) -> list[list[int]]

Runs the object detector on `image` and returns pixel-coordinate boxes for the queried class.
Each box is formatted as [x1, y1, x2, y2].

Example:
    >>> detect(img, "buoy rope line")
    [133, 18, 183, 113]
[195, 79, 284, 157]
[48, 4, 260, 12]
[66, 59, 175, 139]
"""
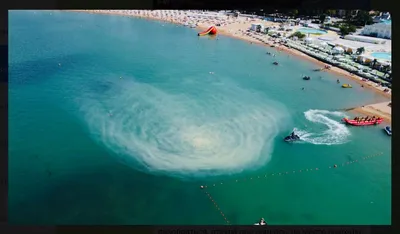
[202, 189, 231, 225]
[200, 152, 384, 189]
[199, 152, 385, 224]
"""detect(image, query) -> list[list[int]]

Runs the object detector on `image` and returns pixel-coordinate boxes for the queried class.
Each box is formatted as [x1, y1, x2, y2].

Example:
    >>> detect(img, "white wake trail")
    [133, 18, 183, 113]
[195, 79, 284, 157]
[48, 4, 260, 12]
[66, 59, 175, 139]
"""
[296, 109, 350, 145]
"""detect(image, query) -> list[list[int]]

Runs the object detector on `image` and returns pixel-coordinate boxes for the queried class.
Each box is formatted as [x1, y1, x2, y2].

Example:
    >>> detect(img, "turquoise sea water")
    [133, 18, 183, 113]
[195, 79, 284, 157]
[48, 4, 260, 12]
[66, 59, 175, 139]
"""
[371, 52, 392, 61]
[9, 10, 391, 225]
[297, 27, 327, 35]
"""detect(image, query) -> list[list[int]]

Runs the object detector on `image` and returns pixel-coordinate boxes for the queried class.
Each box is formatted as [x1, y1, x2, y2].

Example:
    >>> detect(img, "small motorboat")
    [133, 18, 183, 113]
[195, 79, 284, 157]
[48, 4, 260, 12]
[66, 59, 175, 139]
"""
[342, 117, 383, 126]
[384, 126, 392, 136]
[284, 131, 300, 142]
[273, 62, 279, 65]
[342, 84, 352, 88]
[254, 218, 267, 225]
[303, 76, 311, 80]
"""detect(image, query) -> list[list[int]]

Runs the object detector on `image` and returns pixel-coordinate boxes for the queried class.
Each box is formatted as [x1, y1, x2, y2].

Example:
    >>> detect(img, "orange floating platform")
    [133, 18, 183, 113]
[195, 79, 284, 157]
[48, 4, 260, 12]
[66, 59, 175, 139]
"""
[198, 26, 217, 36]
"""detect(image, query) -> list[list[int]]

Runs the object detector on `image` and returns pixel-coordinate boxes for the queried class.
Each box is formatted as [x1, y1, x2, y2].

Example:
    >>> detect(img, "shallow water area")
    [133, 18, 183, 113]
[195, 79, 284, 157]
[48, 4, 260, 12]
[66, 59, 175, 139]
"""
[9, 10, 391, 225]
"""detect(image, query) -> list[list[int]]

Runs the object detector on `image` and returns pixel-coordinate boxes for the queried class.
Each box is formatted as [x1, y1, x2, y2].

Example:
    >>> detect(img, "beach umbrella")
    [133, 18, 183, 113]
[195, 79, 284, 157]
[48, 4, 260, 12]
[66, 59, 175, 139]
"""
[305, 37, 314, 44]
[332, 46, 344, 54]
[319, 41, 328, 47]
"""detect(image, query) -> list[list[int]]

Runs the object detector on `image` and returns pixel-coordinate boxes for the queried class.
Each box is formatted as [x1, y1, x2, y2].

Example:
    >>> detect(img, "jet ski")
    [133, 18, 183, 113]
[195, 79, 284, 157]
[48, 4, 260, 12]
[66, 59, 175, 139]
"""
[284, 131, 300, 142]
[384, 126, 391, 136]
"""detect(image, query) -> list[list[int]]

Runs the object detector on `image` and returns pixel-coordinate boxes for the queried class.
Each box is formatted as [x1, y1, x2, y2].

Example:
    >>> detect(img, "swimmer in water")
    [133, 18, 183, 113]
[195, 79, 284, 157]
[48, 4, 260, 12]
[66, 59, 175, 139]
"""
[302, 87, 305, 90]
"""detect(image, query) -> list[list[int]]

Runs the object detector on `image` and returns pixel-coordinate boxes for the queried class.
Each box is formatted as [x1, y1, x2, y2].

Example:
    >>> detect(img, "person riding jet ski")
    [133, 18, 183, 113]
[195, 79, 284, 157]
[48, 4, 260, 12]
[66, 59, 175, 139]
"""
[284, 131, 300, 142]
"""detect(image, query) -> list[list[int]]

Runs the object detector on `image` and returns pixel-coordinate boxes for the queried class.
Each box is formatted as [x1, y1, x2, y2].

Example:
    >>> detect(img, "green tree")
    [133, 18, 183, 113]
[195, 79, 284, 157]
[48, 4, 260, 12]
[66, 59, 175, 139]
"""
[348, 24, 356, 32]
[329, 9, 337, 16]
[345, 10, 352, 20]
[292, 9, 299, 17]
[339, 24, 357, 35]
[346, 10, 374, 26]
[290, 31, 306, 39]
[372, 59, 378, 68]
[356, 47, 365, 54]
[319, 14, 327, 24]
[382, 65, 391, 77]
[356, 10, 373, 25]
[340, 25, 350, 35]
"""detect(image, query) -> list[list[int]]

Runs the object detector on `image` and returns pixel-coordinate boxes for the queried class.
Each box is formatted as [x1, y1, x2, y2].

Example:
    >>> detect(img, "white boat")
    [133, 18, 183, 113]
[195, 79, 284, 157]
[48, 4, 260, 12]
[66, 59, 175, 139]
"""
[254, 218, 267, 225]
[384, 126, 392, 136]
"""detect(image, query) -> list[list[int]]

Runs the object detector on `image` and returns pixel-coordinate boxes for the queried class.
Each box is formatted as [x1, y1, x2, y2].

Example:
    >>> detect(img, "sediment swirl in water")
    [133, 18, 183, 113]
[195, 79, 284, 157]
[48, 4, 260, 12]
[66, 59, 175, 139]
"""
[78, 78, 289, 176]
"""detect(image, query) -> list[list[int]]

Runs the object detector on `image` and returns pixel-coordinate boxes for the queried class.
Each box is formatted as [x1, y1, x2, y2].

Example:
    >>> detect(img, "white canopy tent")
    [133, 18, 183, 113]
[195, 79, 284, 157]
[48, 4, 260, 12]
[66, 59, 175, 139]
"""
[305, 37, 314, 44]
[332, 46, 345, 54]
[319, 41, 328, 47]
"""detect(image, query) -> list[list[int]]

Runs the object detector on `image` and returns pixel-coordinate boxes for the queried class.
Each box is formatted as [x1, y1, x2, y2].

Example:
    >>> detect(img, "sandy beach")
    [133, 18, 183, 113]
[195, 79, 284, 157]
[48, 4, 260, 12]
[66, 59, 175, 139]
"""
[352, 101, 391, 123]
[70, 10, 391, 120]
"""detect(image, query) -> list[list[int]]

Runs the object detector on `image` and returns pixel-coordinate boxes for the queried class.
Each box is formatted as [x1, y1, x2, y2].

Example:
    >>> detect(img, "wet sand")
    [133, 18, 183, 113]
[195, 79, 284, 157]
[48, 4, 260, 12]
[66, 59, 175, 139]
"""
[352, 101, 391, 123]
